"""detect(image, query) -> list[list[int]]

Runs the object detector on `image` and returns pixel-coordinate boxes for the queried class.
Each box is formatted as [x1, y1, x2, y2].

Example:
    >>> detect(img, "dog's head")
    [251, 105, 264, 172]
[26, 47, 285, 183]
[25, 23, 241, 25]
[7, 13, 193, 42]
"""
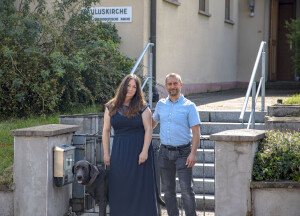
[72, 160, 98, 185]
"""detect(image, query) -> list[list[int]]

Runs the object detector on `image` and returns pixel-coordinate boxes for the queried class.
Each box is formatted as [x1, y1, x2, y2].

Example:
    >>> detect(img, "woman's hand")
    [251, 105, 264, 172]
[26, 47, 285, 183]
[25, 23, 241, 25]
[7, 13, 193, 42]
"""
[104, 154, 111, 166]
[138, 151, 148, 165]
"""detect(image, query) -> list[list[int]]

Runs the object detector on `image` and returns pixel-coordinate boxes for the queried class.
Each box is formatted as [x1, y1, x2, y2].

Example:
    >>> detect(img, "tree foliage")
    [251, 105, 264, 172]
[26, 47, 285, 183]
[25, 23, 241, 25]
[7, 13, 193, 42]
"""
[286, 19, 300, 77]
[0, 0, 134, 117]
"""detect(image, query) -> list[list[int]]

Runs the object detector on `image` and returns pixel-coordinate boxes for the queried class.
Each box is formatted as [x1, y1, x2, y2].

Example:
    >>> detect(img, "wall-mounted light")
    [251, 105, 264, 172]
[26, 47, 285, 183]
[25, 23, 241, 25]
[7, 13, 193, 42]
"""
[248, 0, 255, 17]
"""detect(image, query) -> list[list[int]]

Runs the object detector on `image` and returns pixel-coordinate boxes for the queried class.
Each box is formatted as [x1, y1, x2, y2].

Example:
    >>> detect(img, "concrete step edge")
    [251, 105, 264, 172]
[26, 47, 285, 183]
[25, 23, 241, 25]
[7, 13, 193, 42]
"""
[176, 177, 215, 182]
[161, 193, 215, 200]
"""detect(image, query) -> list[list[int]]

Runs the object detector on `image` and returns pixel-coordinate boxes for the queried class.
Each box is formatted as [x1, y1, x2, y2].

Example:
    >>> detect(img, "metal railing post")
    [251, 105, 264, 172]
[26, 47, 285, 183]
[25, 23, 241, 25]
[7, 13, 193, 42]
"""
[130, 43, 154, 75]
[129, 43, 155, 107]
[261, 50, 266, 111]
[149, 46, 153, 109]
[240, 41, 267, 129]
[251, 82, 256, 129]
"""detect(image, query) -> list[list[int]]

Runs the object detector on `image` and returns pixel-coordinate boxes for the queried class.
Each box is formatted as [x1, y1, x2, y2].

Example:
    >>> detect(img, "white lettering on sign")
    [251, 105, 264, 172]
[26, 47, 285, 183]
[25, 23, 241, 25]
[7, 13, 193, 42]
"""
[86, 7, 132, 23]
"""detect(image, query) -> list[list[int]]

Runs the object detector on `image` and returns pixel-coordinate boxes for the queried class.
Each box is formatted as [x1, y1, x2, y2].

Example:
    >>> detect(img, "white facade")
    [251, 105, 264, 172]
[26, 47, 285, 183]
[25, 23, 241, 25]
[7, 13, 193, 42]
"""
[86, 0, 300, 96]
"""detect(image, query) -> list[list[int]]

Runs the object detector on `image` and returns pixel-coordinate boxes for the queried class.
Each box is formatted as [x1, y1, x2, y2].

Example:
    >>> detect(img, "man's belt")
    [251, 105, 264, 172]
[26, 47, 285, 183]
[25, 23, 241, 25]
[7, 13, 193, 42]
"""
[161, 143, 191, 151]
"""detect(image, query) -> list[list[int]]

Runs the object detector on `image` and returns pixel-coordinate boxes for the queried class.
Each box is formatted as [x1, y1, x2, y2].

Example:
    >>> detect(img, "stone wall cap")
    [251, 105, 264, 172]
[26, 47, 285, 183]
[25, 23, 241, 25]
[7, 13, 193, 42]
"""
[251, 181, 300, 189]
[265, 116, 300, 123]
[210, 129, 265, 142]
[10, 124, 79, 137]
[269, 104, 300, 108]
[59, 113, 104, 118]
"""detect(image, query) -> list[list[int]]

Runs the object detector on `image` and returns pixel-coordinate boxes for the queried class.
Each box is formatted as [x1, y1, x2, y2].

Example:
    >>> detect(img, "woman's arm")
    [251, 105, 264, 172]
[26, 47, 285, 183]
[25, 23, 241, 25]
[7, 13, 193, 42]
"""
[139, 107, 153, 165]
[102, 107, 111, 166]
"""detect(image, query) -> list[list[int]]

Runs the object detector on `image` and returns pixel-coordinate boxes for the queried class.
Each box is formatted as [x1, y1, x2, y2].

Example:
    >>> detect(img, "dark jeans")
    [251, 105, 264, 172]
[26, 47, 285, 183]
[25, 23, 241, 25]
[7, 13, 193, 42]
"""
[159, 145, 196, 216]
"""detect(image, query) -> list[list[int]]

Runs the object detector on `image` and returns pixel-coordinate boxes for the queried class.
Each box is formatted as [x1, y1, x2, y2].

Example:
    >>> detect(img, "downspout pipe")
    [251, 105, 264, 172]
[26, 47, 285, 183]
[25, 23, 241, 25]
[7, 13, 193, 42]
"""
[150, 0, 156, 79]
[150, 0, 159, 102]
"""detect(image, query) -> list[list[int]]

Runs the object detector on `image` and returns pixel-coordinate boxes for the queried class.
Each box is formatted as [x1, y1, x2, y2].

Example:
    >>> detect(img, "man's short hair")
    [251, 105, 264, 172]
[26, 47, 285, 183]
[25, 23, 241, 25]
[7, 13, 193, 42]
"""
[165, 73, 182, 84]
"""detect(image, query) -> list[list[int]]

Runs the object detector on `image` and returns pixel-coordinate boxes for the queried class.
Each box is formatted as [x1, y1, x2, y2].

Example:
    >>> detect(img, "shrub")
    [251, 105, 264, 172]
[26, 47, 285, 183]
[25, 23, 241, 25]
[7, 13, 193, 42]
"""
[286, 19, 300, 77]
[0, 165, 13, 189]
[0, 0, 133, 118]
[252, 130, 300, 182]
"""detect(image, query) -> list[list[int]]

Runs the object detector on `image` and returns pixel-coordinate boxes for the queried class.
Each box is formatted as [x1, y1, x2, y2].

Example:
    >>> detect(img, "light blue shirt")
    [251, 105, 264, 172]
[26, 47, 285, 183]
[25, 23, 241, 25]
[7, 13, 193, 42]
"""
[153, 95, 201, 146]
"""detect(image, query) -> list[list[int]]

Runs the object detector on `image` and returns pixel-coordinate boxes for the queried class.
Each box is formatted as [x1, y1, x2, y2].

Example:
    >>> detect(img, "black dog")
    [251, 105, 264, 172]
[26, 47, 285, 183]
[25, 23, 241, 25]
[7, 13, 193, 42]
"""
[72, 160, 109, 216]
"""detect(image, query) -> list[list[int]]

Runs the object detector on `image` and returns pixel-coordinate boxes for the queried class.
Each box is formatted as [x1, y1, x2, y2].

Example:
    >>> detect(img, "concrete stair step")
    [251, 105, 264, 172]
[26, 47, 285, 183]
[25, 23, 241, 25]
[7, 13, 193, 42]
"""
[161, 178, 215, 194]
[161, 193, 215, 211]
[187, 163, 215, 178]
[200, 122, 265, 135]
[200, 135, 215, 149]
[196, 149, 214, 163]
[199, 110, 266, 123]
[167, 177, 215, 194]
[266, 81, 300, 90]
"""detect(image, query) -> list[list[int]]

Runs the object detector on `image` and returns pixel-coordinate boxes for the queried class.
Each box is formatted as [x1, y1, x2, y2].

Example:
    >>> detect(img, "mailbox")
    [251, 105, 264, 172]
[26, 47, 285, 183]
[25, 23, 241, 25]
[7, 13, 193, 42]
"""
[54, 144, 76, 187]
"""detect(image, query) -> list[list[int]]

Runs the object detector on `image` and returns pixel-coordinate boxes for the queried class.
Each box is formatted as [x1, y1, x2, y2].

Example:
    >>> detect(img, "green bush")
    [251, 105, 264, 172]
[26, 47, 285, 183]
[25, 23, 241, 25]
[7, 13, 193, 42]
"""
[0, 0, 133, 118]
[252, 130, 300, 182]
[283, 93, 300, 105]
[0, 165, 13, 188]
[286, 19, 300, 77]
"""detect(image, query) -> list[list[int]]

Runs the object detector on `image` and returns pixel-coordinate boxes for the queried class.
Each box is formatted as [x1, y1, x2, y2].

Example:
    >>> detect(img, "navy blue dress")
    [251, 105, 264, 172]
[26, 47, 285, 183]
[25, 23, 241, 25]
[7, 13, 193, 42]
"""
[109, 106, 158, 216]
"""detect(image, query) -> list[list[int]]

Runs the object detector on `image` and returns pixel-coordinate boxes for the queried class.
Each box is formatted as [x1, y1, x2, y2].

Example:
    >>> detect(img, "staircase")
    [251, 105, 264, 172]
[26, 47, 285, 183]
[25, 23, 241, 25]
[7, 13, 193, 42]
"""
[157, 109, 266, 212]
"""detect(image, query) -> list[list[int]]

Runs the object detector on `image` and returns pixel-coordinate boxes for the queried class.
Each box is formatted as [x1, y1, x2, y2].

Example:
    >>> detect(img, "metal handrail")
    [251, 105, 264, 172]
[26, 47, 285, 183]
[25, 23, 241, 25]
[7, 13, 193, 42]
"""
[130, 42, 154, 108]
[239, 41, 267, 128]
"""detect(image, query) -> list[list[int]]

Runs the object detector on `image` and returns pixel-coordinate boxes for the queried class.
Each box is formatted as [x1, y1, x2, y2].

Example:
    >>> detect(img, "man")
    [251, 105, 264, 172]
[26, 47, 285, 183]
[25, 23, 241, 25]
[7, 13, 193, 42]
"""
[152, 73, 201, 216]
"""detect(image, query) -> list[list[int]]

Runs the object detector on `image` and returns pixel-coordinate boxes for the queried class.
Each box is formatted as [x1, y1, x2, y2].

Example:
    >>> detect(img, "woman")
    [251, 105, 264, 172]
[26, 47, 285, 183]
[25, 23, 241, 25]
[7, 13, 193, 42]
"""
[102, 74, 158, 216]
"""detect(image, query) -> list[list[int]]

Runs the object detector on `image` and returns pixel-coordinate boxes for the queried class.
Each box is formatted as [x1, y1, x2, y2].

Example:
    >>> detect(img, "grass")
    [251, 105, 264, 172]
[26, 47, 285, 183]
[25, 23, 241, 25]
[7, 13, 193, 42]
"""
[0, 104, 102, 187]
[283, 93, 300, 105]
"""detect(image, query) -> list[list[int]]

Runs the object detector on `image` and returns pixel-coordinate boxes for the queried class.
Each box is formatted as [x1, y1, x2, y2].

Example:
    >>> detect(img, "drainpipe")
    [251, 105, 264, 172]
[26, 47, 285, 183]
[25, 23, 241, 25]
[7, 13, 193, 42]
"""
[150, 0, 159, 102]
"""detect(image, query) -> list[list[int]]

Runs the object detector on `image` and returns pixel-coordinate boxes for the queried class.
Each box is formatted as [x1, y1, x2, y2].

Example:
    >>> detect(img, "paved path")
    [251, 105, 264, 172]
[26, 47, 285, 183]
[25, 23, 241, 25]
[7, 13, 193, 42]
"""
[161, 207, 214, 216]
[187, 88, 299, 111]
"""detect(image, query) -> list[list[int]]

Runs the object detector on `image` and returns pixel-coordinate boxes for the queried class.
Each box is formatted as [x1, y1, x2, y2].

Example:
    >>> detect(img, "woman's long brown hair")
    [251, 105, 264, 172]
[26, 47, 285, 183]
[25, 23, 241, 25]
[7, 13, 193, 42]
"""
[106, 74, 146, 118]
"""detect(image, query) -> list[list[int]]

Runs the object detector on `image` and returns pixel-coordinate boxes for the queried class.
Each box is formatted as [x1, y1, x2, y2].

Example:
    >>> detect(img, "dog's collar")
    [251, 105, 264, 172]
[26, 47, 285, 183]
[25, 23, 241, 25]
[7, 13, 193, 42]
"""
[85, 165, 99, 187]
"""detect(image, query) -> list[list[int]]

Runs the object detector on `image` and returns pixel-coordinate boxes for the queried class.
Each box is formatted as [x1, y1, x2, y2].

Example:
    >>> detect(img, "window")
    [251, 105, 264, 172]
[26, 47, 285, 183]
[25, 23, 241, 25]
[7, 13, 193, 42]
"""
[199, 0, 211, 17]
[225, 0, 234, 24]
[200, 0, 205, 11]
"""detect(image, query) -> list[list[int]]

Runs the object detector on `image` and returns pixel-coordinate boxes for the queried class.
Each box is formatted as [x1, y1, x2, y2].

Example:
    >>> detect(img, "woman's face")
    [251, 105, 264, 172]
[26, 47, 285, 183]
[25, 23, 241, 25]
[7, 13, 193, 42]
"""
[126, 79, 137, 99]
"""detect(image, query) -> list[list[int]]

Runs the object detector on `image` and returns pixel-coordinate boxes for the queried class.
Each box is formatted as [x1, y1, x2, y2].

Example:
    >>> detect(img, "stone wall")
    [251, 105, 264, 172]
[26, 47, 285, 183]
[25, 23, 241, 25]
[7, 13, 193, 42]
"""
[251, 181, 300, 216]
[0, 187, 13, 216]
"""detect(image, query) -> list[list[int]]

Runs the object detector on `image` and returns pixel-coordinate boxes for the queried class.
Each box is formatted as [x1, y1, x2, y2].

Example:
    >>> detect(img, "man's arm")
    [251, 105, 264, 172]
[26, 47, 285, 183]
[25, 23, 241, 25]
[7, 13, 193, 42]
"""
[152, 118, 158, 129]
[186, 124, 200, 168]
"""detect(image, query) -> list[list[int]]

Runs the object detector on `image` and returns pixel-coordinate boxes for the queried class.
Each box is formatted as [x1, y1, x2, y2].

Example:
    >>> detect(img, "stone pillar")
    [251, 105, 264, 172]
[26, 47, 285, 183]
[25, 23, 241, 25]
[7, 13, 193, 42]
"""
[210, 129, 265, 216]
[10, 124, 79, 216]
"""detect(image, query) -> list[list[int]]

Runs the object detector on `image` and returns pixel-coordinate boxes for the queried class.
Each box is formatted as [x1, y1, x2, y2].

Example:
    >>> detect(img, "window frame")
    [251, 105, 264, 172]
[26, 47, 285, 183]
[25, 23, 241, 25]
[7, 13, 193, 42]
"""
[225, 0, 235, 25]
[199, 0, 211, 17]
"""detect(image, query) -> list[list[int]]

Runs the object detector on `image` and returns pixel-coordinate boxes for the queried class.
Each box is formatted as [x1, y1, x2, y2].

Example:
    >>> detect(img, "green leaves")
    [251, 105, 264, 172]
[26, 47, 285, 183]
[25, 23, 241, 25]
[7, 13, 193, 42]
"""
[286, 19, 300, 77]
[252, 131, 300, 182]
[0, 0, 133, 118]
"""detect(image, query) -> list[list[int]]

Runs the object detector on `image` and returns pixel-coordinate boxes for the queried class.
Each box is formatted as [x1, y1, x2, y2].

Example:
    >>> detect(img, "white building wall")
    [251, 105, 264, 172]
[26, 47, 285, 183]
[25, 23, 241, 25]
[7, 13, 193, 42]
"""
[156, 0, 240, 95]
[99, 0, 150, 75]
[237, 0, 267, 83]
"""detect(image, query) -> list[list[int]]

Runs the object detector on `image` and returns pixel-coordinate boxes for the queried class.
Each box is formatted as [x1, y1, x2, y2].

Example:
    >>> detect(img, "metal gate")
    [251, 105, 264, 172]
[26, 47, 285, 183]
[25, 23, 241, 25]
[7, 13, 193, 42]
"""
[71, 134, 105, 215]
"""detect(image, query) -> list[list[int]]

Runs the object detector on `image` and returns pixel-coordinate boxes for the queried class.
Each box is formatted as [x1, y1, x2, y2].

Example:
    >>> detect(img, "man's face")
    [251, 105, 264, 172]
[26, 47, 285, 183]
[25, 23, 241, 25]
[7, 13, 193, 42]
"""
[165, 76, 182, 97]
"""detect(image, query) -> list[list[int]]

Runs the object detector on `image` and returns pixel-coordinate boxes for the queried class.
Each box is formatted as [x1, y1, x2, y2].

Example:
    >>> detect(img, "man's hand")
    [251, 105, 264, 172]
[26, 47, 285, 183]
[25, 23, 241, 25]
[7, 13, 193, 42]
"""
[186, 152, 196, 168]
